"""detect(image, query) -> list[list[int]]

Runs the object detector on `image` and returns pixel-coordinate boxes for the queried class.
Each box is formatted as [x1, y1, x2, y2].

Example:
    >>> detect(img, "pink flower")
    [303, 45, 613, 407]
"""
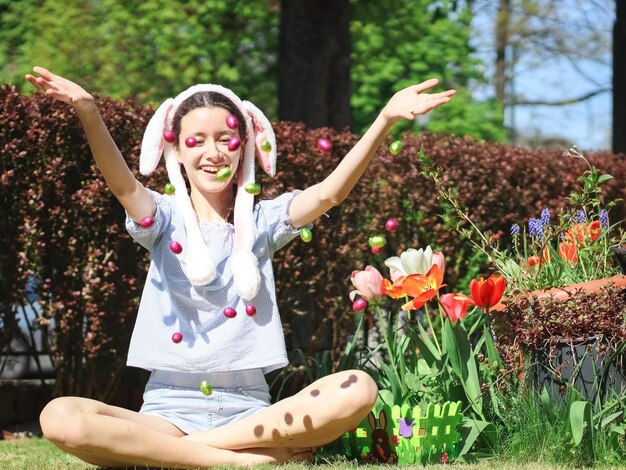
[440, 293, 472, 324]
[349, 266, 384, 302]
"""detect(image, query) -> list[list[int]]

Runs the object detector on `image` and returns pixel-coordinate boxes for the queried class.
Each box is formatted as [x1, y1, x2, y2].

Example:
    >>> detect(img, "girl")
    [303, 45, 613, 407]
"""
[26, 66, 455, 468]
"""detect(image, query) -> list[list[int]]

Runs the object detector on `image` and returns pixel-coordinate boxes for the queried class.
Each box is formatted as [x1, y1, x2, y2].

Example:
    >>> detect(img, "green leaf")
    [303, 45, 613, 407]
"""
[378, 389, 394, 407]
[405, 372, 421, 392]
[482, 323, 502, 369]
[443, 319, 483, 416]
[406, 322, 441, 364]
[597, 174, 613, 183]
[566, 386, 584, 407]
[610, 423, 626, 436]
[599, 411, 623, 430]
[540, 387, 554, 420]
[417, 358, 432, 376]
[457, 417, 496, 459]
[570, 400, 593, 448]
[379, 361, 402, 403]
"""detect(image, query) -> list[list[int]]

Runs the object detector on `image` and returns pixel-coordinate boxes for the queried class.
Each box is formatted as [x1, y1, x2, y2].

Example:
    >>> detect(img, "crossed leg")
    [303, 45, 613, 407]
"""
[40, 369, 377, 468]
[184, 369, 377, 449]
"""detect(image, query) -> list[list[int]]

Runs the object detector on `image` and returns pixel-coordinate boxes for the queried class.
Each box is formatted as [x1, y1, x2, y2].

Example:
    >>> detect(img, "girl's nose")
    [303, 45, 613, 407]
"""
[203, 140, 220, 159]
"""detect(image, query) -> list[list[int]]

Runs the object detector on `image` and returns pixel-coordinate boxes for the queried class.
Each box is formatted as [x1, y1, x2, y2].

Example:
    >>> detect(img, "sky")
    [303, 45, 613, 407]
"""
[469, 1, 614, 151]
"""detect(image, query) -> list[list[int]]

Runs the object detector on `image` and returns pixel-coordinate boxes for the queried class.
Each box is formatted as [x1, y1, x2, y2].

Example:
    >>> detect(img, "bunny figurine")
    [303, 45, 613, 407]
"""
[367, 410, 398, 464]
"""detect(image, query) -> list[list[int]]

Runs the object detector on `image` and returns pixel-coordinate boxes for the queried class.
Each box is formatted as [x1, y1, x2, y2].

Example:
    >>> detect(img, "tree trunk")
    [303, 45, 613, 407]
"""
[278, 0, 351, 130]
[613, 0, 626, 154]
[495, 0, 510, 104]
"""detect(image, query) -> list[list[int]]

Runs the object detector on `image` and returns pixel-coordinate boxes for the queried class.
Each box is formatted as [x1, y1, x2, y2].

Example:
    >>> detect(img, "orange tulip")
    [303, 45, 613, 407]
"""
[469, 274, 506, 309]
[565, 223, 586, 245]
[383, 277, 406, 299]
[400, 264, 445, 311]
[558, 242, 578, 263]
[566, 220, 602, 246]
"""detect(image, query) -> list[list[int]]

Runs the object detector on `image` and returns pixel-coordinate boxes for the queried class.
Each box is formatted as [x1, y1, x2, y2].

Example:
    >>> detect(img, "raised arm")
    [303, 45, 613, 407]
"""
[288, 79, 455, 228]
[25, 66, 155, 222]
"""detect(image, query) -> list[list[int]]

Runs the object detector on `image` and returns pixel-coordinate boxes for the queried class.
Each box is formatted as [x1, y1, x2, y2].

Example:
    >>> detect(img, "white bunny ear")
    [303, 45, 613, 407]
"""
[231, 250, 261, 300]
[243, 100, 277, 177]
[139, 99, 174, 176]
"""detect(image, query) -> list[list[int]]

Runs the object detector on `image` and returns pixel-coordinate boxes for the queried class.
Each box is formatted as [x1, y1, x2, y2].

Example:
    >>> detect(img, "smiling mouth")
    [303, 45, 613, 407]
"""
[202, 164, 228, 175]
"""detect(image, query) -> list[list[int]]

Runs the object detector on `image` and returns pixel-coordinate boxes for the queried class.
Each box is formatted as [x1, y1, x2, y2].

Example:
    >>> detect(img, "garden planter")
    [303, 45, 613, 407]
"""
[531, 336, 626, 403]
[493, 275, 626, 402]
[491, 274, 626, 312]
[340, 401, 462, 465]
[612, 246, 626, 275]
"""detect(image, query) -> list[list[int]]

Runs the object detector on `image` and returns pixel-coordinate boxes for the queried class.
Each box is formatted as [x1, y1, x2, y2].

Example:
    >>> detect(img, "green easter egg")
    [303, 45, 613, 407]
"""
[163, 183, 175, 195]
[300, 227, 313, 243]
[200, 380, 212, 396]
[368, 235, 387, 248]
[260, 140, 272, 152]
[216, 167, 232, 182]
[245, 183, 262, 195]
[389, 140, 404, 155]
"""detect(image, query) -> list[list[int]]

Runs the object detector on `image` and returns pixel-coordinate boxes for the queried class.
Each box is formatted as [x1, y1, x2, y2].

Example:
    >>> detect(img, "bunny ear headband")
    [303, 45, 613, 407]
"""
[139, 84, 277, 301]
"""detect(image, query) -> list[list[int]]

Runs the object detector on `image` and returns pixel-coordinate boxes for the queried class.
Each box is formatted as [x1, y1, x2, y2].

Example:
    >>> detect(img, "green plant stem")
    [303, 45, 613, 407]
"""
[375, 303, 398, 374]
[422, 302, 442, 354]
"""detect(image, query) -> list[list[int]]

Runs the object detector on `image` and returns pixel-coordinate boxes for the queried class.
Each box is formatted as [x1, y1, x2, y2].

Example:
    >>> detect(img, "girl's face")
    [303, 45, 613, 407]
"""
[176, 106, 243, 195]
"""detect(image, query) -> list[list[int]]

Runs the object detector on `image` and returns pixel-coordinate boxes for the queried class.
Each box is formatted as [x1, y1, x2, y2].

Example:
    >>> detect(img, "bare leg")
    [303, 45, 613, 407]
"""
[185, 369, 378, 450]
[39, 396, 307, 468]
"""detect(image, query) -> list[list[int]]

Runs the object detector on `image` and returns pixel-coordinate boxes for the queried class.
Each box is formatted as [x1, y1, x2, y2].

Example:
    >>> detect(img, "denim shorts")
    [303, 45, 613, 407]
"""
[139, 369, 271, 434]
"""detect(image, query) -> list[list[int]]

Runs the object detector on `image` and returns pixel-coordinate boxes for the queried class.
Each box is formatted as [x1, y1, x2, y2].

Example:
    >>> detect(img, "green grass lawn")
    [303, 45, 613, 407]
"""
[1, 438, 625, 470]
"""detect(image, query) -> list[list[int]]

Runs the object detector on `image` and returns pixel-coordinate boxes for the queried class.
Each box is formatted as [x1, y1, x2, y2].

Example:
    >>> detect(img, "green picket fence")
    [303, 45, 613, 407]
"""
[341, 401, 463, 465]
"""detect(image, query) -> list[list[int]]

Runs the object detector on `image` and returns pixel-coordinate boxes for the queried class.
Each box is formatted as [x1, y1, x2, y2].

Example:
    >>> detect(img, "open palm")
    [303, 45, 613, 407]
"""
[25, 66, 95, 111]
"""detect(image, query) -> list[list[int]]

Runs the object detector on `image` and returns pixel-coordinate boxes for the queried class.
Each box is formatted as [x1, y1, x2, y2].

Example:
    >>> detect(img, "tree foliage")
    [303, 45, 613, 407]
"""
[1, 0, 503, 141]
[350, 0, 505, 141]
[0, 0, 280, 114]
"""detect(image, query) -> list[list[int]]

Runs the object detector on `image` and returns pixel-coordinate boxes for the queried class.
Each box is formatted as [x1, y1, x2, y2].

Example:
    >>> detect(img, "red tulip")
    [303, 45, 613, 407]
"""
[587, 220, 601, 241]
[470, 274, 506, 309]
[527, 255, 541, 267]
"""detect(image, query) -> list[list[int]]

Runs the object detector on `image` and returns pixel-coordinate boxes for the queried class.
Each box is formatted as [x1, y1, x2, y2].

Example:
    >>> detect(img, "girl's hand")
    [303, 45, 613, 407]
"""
[381, 79, 456, 125]
[25, 66, 95, 112]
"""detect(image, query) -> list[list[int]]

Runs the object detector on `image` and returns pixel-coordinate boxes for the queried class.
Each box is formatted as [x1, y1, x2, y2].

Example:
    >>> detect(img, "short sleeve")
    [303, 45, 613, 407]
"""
[125, 190, 173, 251]
[256, 190, 307, 253]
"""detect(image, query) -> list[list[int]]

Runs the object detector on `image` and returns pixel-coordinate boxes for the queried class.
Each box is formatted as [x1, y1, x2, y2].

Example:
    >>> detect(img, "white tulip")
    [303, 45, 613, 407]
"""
[384, 246, 445, 282]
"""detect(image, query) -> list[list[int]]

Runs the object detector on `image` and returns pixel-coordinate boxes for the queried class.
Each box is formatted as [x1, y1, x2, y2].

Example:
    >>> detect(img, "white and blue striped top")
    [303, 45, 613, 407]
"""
[125, 190, 302, 374]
